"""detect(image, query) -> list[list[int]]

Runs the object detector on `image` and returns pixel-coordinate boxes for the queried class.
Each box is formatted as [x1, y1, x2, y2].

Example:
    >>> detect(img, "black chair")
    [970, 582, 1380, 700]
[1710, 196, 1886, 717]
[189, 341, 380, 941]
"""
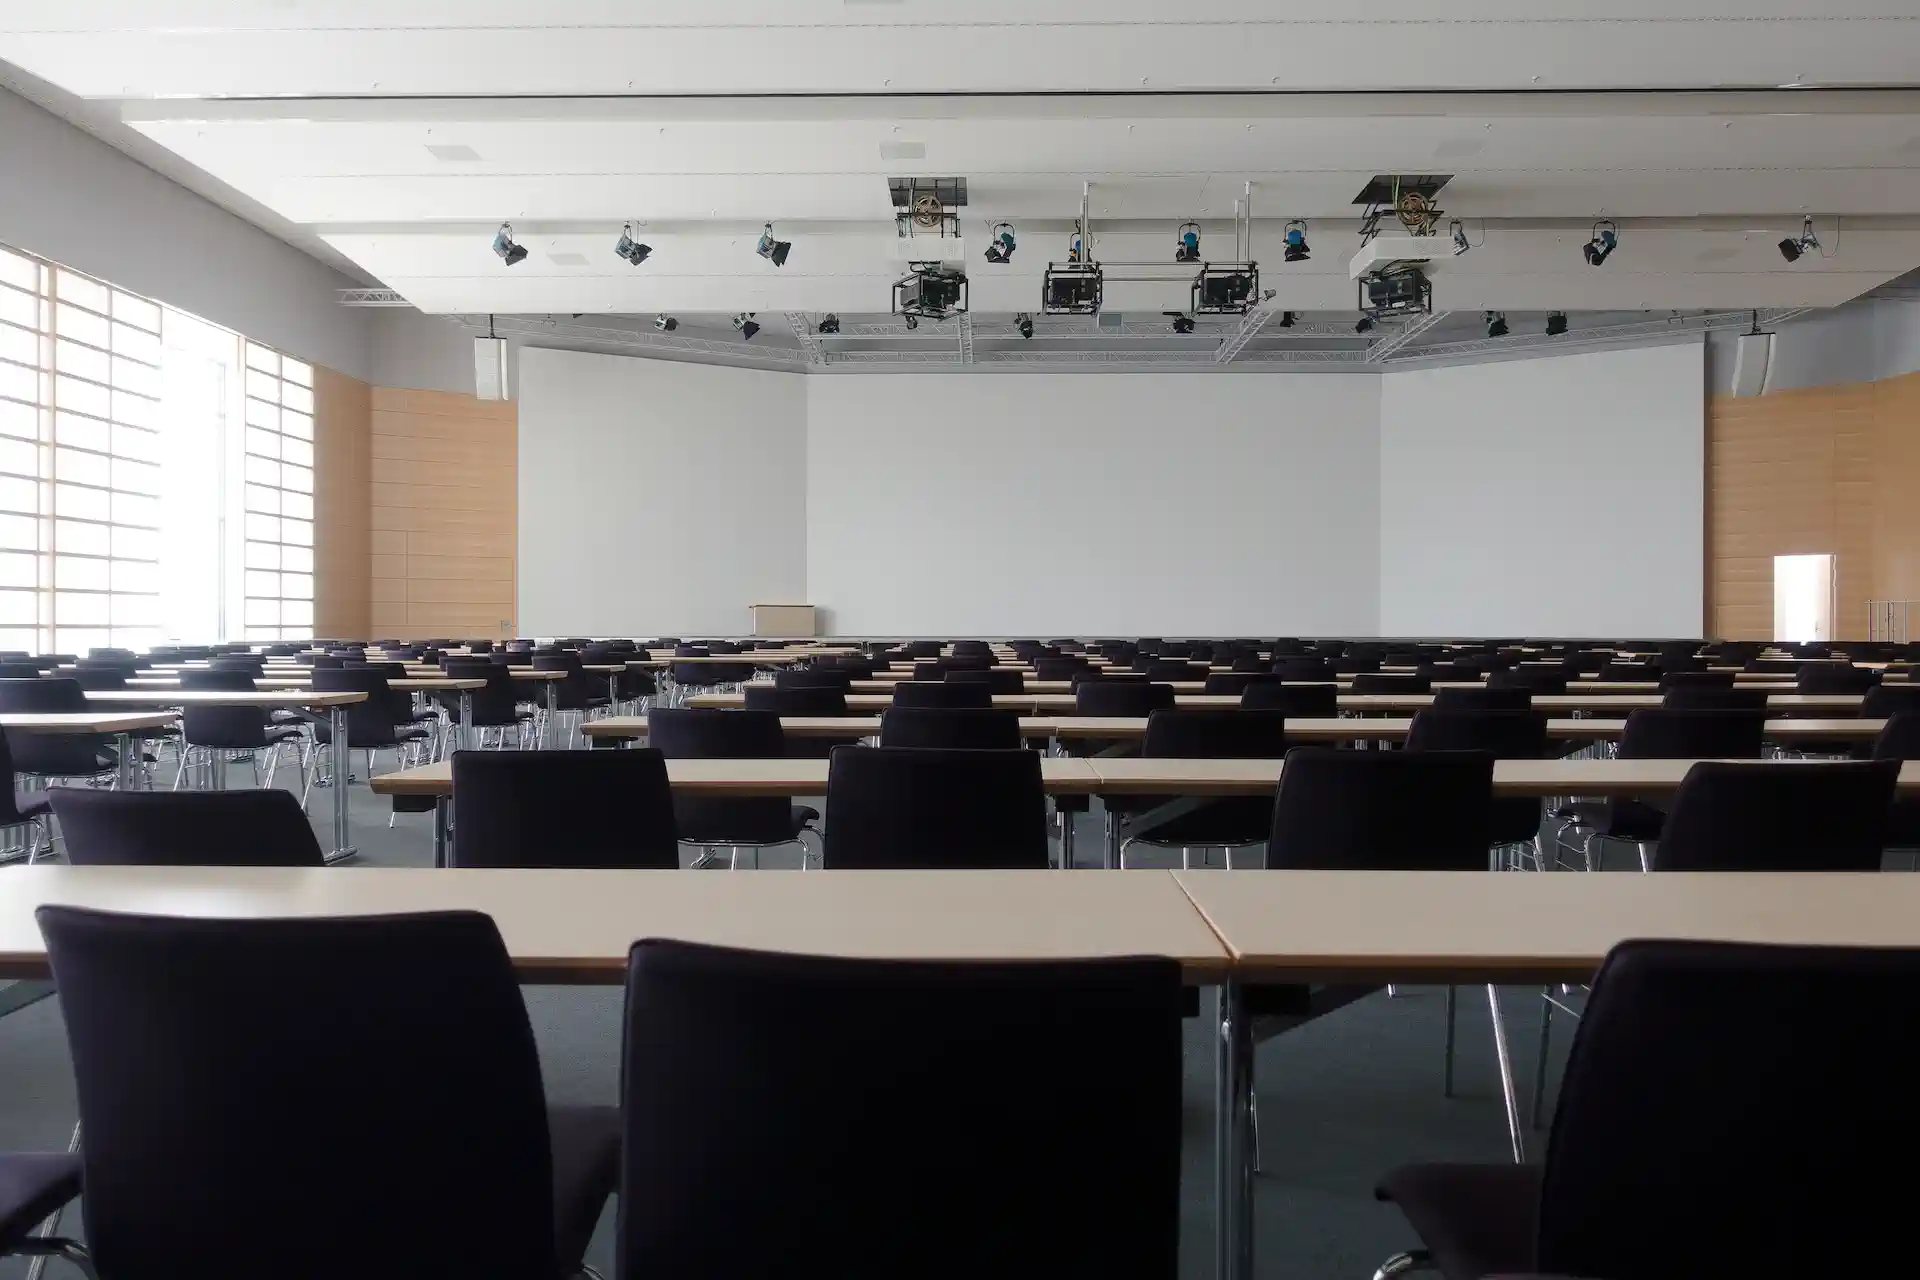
[890, 681, 993, 710]
[1797, 662, 1882, 693]
[947, 667, 1025, 694]
[1241, 682, 1337, 716]
[304, 668, 433, 807]
[1351, 673, 1431, 694]
[1661, 684, 1770, 711]
[1263, 748, 1528, 1161]
[0, 677, 118, 783]
[1203, 672, 1268, 696]
[742, 685, 850, 717]
[1272, 658, 1336, 681]
[647, 708, 816, 868]
[1378, 940, 1920, 1280]
[0, 1152, 83, 1271]
[1874, 713, 1920, 852]
[174, 669, 304, 789]
[877, 708, 1024, 751]
[451, 749, 680, 869]
[1654, 759, 1897, 871]
[1143, 660, 1204, 683]
[442, 660, 538, 748]
[820, 746, 1048, 869]
[1863, 684, 1920, 720]
[1488, 669, 1566, 694]
[1658, 669, 1734, 691]
[620, 939, 1181, 1278]
[38, 907, 618, 1280]
[772, 669, 852, 692]
[1406, 709, 1550, 859]
[1555, 708, 1766, 871]
[48, 786, 324, 866]
[1073, 680, 1176, 718]
[1432, 686, 1532, 711]
[1115, 710, 1289, 868]
[0, 728, 51, 861]
[1033, 657, 1088, 682]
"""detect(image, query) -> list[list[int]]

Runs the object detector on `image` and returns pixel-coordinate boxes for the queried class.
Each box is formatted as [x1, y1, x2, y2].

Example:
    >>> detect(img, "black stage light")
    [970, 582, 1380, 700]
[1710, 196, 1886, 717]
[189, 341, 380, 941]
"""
[1583, 220, 1618, 267]
[614, 223, 652, 267]
[1015, 312, 1034, 339]
[816, 314, 840, 335]
[492, 222, 527, 266]
[983, 222, 1016, 264]
[1169, 312, 1196, 334]
[1283, 219, 1310, 263]
[1486, 311, 1510, 339]
[1277, 310, 1297, 329]
[756, 223, 791, 267]
[1355, 316, 1375, 334]
[1545, 311, 1569, 336]
[1176, 221, 1201, 263]
[733, 313, 760, 341]
[652, 314, 678, 332]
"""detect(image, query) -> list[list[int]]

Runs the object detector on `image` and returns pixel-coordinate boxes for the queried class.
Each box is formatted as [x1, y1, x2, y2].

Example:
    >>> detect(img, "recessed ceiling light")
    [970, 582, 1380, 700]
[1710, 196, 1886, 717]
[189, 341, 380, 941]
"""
[424, 144, 481, 162]
[879, 141, 926, 161]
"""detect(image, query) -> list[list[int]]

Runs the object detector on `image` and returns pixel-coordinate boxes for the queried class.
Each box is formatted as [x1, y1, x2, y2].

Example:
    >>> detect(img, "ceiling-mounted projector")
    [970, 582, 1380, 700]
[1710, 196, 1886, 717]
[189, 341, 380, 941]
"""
[1349, 234, 1448, 281]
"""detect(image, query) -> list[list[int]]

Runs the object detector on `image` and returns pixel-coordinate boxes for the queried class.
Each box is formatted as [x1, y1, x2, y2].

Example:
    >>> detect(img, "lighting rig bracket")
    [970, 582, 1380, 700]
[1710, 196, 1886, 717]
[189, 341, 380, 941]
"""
[893, 261, 969, 323]
[1042, 182, 1105, 314]
[1190, 263, 1261, 316]
[1355, 175, 1452, 246]
[889, 177, 969, 240]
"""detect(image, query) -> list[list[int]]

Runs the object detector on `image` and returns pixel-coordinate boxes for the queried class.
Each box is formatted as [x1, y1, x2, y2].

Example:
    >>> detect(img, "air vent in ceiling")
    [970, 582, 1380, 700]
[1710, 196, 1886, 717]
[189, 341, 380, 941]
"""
[880, 141, 927, 162]
[425, 144, 482, 162]
[547, 252, 589, 266]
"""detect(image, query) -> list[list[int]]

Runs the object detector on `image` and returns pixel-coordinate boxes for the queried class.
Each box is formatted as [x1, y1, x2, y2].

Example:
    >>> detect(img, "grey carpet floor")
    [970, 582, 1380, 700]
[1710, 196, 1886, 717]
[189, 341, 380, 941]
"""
[0, 758, 1572, 1279]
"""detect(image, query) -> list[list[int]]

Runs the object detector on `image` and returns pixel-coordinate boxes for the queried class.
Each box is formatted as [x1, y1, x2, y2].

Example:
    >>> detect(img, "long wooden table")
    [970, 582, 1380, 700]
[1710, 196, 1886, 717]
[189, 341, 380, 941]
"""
[687, 691, 1873, 714]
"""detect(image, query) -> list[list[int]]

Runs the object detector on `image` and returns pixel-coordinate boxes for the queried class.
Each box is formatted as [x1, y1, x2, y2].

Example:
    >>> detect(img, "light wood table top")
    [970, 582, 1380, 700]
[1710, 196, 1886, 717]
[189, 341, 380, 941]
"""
[1174, 869, 1920, 984]
[0, 711, 178, 735]
[402, 667, 568, 681]
[123, 676, 484, 693]
[83, 690, 367, 708]
[1088, 756, 1920, 798]
[369, 755, 1103, 798]
[0, 865, 1230, 984]
[688, 691, 1872, 714]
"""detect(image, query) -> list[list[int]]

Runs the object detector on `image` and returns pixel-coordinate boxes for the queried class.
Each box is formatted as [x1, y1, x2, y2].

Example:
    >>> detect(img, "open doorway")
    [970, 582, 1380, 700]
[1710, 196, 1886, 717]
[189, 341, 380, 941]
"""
[1773, 554, 1835, 644]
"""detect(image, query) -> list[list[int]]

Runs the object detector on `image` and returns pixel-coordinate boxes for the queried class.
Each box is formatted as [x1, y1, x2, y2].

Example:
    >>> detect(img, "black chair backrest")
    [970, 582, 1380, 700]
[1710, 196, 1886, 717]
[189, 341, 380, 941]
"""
[1660, 685, 1771, 711]
[0, 662, 42, 679]
[877, 708, 1024, 750]
[179, 668, 256, 691]
[1797, 663, 1882, 693]
[1863, 685, 1920, 719]
[1537, 939, 1920, 1279]
[821, 746, 1048, 869]
[1654, 760, 1897, 871]
[946, 668, 1025, 694]
[1203, 672, 1267, 696]
[619, 940, 1181, 1278]
[451, 749, 679, 869]
[1268, 748, 1496, 869]
[1141, 708, 1287, 758]
[1617, 708, 1766, 759]
[891, 681, 993, 710]
[1872, 712, 1920, 760]
[1074, 681, 1176, 717]
[1272, 658, 1335, 682]
[38, 907, 557, 1279]
[0, 676, 85, 713]
[1405, 709, 1548, 758]
[1033, 658, 1087, 682]
[1431, 686, 1533, 711]
[1488, 669, 1567, 694]
[742, 685, 849, 717]
[1241, 682, 1336, 715]
[1350, 673, 1431, 694]
[47, 787, 324, 866]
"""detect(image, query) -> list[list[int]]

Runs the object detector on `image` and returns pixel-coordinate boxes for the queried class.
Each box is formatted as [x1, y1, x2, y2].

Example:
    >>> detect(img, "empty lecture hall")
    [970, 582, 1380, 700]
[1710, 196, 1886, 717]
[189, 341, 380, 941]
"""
[3, 5, 1920, 1278]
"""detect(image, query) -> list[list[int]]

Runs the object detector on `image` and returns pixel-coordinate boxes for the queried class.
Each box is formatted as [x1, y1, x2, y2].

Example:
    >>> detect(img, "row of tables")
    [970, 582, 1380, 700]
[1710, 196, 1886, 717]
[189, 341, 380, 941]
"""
[0, 861, 1910, 1280]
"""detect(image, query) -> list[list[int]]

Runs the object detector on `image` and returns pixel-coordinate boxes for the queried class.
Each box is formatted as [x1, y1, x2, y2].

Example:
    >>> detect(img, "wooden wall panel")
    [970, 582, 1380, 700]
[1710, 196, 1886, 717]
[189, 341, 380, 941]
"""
[369, 388, 516, 641]
[1707, 373, 1919, 641]
[312, 367, 371, 640]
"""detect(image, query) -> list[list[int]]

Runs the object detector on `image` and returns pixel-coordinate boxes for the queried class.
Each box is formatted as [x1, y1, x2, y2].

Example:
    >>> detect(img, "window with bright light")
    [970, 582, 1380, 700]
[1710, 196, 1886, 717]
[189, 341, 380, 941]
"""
[0, 240, 318, 652]
[240, 345, 316, 641]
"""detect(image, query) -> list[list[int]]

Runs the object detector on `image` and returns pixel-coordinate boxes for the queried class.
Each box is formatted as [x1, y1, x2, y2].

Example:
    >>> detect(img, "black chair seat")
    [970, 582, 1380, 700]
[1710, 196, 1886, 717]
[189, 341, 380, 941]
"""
[266, 725, 306, 743]
[546, 1104, 620, 1276]
[791, 804, 820, 833]
[11, 790, 49, 821]
[0, 1152, 81, 1251]
[1375, 1162, 1541, 1280]
[397, 724, 433, 742]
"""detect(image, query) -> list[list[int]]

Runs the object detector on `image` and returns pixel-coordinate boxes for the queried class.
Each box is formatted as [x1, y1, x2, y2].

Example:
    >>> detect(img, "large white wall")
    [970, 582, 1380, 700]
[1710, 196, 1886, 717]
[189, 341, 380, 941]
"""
[806, 374, 1381, 636]
[1378, 341, 1705, 638]
[0, 85, 370, 379]
[517, 347, 808, 636]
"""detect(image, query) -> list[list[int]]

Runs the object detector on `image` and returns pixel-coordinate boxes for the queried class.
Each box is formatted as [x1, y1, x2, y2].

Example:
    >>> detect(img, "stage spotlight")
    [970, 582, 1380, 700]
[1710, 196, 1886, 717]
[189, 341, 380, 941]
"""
[614, 223, 652, 267]
[1583, 220, 1618, 267]
[1780, 216, 1820, 263]
[1450, 220, 1471, 257]
[652, 314, 678, 332]
[903, 314, 919, 331]
[1176, 221, 1202, 264]
[1283, 219, 1310, 263]
[756, 222, 791, 267]
[1277, 311, 1297, 328]
[1355, 316, 1375, 334]
[1546, 311, 1569, 336]
[983, 222, 1017, 264]
[1168, 312, 1197, 334]
[1486, 311, 1510, 339]
[816, 314, 840, 335]
[491, 222, 527, 266]
[732, 312, 760, 341]
[1015, 312, 1034, 339]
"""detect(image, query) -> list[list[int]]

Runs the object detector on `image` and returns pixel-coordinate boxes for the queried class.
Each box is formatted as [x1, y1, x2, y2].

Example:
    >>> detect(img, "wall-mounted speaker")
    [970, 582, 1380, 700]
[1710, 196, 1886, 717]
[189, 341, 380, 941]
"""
[474, 336, 511, 401]
[1730, 331, 1774, 398]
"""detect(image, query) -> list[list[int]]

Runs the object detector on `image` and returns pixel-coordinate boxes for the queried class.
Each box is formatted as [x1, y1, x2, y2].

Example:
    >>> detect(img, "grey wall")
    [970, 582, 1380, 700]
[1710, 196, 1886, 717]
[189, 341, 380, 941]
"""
[0, 85, 370, 379]
[1708, 297, 1920, 395]
[368, 308, 479, 393]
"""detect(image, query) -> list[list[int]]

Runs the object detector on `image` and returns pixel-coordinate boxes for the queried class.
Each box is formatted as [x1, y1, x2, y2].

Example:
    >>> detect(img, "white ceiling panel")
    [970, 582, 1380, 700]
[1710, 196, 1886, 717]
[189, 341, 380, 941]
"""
[5, 4, 1920, 96]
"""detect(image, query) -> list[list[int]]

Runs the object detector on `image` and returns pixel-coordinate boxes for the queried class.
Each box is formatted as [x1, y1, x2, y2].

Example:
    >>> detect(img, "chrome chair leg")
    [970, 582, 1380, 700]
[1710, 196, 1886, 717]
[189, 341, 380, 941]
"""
[1443, 984, 1457, 1098]
[1487, 984, 1526, 1163]
[1635, 840, 1653, 872]
[1531, 986, 1556, 1129]
[1372, 1250, 1434, 1278]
